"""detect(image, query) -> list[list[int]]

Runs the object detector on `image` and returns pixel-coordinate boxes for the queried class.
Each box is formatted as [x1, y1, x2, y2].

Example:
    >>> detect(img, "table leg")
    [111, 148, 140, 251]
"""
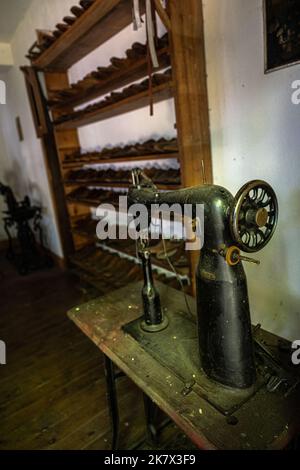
[143, 393, 158, 446]
[104, 355, 120, 450]
[4, 219, 14, 261]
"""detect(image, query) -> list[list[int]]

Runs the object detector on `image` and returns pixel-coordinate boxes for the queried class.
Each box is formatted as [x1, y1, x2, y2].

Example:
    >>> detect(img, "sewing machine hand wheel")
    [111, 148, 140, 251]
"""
[230, 180, 278, 253]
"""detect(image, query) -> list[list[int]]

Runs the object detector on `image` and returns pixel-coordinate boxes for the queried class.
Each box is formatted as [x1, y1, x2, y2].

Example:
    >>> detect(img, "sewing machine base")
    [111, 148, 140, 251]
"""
[140, 315, 169, 333]
[123, 310, 296, 417]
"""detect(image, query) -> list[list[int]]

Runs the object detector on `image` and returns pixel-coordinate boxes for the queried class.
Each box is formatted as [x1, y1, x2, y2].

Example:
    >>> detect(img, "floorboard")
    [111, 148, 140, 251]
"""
[0, 253, 189, 450]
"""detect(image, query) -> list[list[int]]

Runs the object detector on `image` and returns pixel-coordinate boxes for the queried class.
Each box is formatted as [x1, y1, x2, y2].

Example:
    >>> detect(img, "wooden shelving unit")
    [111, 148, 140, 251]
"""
[62, 152, 179, 168]
[65, 181, 181, 189]
[24, 0, 213, 294]
[67, 197, 105, 208]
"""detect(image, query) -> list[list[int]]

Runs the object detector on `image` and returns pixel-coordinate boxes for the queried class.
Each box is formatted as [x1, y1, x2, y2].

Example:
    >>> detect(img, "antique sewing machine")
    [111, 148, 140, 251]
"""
[124, 170, 300, 404]
[68, 170, 300, 449]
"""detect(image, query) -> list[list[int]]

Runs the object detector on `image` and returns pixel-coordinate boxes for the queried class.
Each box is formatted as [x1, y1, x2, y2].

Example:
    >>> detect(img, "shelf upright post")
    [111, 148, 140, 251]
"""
[168, 0, 213, 292]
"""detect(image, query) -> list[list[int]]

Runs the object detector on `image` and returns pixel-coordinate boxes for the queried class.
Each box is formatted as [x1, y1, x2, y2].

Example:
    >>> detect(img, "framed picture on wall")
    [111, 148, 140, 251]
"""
[264, 0, 300, 72]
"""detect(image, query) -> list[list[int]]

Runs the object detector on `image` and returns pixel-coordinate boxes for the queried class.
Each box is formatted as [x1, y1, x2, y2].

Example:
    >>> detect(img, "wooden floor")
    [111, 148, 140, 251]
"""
[0, 253, 143, 450]
[0, 253, 191, 450]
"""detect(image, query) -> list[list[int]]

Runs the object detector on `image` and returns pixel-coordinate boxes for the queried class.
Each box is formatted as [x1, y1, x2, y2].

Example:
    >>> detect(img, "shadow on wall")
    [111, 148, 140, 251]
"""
[3, 161, 48, 209]
[27, 180, 52, 249]
[3, 160, 28, 199]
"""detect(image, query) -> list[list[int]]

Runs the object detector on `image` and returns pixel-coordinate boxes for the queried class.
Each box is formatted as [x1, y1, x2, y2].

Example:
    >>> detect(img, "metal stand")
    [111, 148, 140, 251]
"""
[138, 239, 168, 332]
[0, 183, 52, 275]
[104, 353, 165, 450]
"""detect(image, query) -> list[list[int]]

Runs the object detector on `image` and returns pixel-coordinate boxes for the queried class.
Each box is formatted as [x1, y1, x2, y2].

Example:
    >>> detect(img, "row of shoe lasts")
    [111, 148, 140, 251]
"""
[64, 138, 178, 164]
[72, 246, 143, 288]
[73, 220, 189, 271]
[65, 168, 181, 185]
[50, 33, 170, 104]
[54, 69, 172, 125]
[68, 187, 123, 204]
[72, 222, 187, 271]
[73, 245, 189, 292]
[73, 250, 179, 294]
[105, 238, 189, 269]
[27, 0, 95, 61]
[73, 219, 186, 262]
[73, 216, 98, 237]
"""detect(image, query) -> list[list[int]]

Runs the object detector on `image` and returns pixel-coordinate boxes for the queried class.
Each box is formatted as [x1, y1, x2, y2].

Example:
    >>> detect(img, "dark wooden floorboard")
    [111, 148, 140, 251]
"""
[0, 253, 188, 450]
[0, 254, 146, 450]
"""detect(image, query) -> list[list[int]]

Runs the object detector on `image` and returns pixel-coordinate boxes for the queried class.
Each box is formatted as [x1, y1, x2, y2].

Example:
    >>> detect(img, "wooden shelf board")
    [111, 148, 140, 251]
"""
[72, 228, 96, 240]
[51, 47, 170, 109]
[55, 82, 174, 130]
[70, 256, 101, 278]
[102, 241, 190, 276]
[70, 251, 137, 282]
[71, 268, 111, 292]
[70, 258, 141, 293]
[69, 213, 92, 221]
[32, 0, 144, 71]
[67, 198, 115, 208]
[64, 181, 181, 190]
[62, 152, 179, 169]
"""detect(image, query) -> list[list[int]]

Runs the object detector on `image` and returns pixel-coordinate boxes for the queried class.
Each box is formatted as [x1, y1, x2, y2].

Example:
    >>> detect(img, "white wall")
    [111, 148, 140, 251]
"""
[0, 43, 13, 67]
[203, 0, 300, 340]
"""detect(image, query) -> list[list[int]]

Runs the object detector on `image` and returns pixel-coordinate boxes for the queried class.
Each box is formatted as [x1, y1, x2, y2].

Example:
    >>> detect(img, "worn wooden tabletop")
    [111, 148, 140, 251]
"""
[68, 281, 300, 450]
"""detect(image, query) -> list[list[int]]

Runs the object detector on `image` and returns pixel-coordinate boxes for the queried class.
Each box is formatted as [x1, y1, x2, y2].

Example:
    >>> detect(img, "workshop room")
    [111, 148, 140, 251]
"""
[0, 0, 299, 455]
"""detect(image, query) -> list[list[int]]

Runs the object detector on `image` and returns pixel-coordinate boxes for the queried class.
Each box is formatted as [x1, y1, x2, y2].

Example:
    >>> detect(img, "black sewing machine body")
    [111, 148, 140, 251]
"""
[128, 175, 278, 391]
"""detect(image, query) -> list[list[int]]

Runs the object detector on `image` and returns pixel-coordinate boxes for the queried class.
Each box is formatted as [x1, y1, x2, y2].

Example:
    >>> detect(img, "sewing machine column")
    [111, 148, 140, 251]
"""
[196, 249, 256, 389]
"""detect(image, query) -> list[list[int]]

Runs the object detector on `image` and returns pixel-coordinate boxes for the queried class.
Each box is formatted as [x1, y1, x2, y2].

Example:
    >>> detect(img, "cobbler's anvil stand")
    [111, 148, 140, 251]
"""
[68, 281, 300, 450]
[0, 182, 53, 275]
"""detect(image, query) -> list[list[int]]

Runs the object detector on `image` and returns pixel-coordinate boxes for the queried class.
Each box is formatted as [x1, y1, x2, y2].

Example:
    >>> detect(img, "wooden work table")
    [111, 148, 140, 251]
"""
[68, 282, 300, 450]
